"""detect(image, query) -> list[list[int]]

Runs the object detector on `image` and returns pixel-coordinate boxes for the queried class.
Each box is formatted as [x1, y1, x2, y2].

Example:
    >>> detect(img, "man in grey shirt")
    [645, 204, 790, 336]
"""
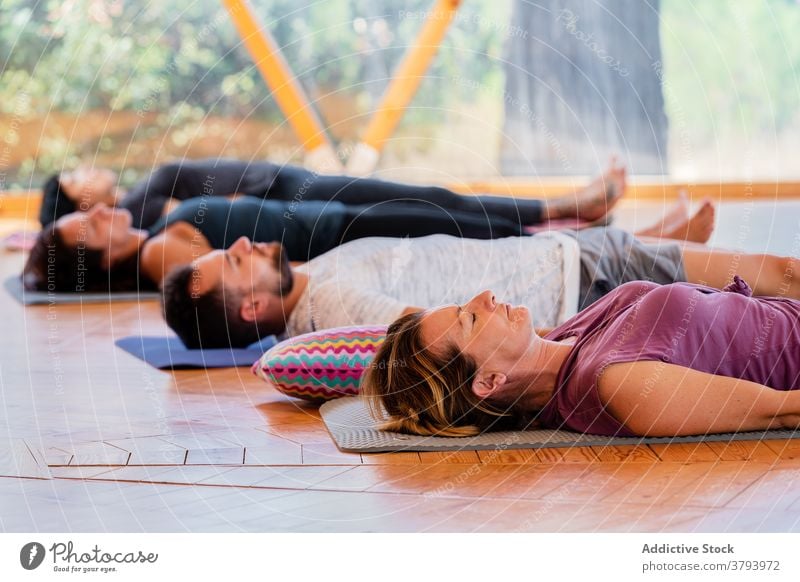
[163, 218, 790, 350]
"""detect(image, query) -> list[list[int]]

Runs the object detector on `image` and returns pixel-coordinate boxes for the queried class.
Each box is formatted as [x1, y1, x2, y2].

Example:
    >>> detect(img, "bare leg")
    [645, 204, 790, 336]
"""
[635, 192, 689, 238]
[634, 195, 716, 244]
[681, 246, 800, 299]
[543, 157, 626, 222]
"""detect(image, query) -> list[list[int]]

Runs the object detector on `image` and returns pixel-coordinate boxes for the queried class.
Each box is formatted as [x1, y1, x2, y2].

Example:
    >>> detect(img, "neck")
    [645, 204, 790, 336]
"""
[279, 269, 308, 320]
[116, 229, 149, 264]
[513, 339, 574, 412]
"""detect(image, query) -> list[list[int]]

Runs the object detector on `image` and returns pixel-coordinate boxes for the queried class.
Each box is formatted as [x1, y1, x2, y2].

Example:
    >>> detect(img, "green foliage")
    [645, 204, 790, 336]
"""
[0, 0, 504, 117]
[660, 0, 800, 141]
[0, 0, 507, 185]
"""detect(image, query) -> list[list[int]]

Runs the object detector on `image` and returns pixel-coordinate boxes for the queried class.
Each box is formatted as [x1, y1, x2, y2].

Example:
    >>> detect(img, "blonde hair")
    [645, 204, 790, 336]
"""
[360, 311, 517, 437]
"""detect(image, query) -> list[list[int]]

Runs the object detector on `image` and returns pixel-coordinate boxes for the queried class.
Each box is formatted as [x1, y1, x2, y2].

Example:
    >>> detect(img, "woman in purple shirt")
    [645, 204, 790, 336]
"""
[362, 276, 800, 437]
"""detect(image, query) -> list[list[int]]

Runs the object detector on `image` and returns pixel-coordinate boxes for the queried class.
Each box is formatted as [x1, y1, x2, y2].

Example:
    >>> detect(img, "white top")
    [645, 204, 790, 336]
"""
[285, 233, 581, 336]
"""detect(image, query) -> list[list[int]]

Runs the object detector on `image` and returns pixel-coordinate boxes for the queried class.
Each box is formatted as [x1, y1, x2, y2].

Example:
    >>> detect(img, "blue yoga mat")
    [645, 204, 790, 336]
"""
[115, 335, 276, 369]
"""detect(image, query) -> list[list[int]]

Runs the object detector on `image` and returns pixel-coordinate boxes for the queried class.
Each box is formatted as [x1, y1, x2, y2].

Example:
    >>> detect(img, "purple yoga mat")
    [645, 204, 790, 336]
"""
[115, 335, 276, 370]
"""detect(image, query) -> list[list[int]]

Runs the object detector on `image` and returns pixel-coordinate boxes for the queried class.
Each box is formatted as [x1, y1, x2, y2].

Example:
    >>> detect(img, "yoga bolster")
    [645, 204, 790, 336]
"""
[252, 325, 387, 401]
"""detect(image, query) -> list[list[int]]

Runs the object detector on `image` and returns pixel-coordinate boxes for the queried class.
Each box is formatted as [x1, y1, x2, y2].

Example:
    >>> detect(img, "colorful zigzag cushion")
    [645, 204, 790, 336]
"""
[252, 326, 387, 401]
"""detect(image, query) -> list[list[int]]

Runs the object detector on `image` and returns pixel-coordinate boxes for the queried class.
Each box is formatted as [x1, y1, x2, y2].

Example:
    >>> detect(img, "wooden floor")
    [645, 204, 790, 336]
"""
[4, 201, 800, 532]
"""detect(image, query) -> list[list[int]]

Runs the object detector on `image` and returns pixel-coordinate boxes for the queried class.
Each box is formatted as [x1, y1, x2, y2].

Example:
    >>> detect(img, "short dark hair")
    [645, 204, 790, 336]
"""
[22, 225, 148, 293]
[39, 174, 77, 226]
[161, 264, 266, 349]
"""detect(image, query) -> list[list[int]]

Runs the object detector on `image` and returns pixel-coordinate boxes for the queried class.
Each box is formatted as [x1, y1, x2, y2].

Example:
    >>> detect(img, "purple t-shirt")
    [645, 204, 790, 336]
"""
[539, 278, 800, 436]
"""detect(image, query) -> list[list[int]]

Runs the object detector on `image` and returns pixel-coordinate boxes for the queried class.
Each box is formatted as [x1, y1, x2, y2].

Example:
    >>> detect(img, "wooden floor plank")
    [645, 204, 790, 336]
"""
[663, 461, 769, 508]
[532, 446, 599, 464]
[0, 441, 50, 479]
[66, 442, 131, 467]
[105, 438, 188, 466]
[6, 203, 800, 531]
[301, 443, 362, 466]
[260, 423, 333, 445]
[724, 464, 800, 511]
[244, 445, 303, 466]
[600, 462, 707, 506]
[761, 439, 800, 460]
[418, 451, 481, 464]
[369, 463, 592, 501]
[706, 440, 780, 462]
[476, 449, 538, 464]
[311, 465, 417, 492]
[185, 447, 245, 465]
[540, 463, 647, 504]
[591, 444, 661, 463]
[649, 442, 720, 463]
[360, 452, 422, 465]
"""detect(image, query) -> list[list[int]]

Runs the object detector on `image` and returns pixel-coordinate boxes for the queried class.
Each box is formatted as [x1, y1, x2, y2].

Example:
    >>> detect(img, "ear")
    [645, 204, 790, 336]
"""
[471, 370, 508, 400]
[239, 292, 271, 323]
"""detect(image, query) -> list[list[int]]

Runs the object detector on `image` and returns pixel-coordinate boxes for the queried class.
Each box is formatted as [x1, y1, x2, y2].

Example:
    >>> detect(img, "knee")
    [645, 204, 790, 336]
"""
[424, 187, 459, 205]
[765, 254, 797, 294]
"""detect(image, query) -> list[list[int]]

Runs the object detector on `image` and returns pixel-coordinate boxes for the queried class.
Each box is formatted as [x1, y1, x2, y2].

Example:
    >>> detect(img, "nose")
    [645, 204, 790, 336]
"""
[467, 290, 496, 313]
[87, 203, 105, 216]
[230, 236, 253, 254]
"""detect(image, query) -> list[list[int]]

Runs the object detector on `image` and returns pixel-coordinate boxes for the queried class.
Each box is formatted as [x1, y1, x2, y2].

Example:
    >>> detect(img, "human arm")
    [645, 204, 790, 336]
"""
[121, 164, 186, 228]
[140, 224, 208, 285]
[598, 361, 800, 436]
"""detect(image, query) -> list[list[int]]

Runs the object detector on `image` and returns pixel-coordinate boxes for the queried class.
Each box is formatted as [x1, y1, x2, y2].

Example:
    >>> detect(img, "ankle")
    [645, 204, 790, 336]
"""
[543, 197, 572, 221]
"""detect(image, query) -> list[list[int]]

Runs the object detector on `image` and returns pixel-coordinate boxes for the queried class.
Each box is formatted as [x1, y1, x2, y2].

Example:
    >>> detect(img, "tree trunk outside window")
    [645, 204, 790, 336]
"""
[501, 0, 667, 175]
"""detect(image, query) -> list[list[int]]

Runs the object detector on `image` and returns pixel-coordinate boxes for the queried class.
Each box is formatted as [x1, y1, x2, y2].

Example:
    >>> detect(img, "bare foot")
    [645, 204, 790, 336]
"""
[657, 198, 716, 244]
[635, 191, 690, 238]
[544, 157, 626, 222]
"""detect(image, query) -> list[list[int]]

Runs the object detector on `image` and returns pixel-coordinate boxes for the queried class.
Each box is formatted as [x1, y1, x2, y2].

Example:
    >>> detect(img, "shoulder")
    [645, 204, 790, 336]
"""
[139, 237, 166, 284]
[147, 162, 183, 184]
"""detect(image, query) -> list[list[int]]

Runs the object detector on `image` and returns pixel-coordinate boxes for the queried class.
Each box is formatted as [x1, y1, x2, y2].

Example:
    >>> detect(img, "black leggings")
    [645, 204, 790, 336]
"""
[337, 202, 526, 243]
[270, 165, 544, 225]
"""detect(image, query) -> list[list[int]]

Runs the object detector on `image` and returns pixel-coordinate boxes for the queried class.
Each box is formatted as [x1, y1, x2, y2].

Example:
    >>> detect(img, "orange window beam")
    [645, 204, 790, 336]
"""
[347, 0, 462, 175]
[222, 0, 341, 171]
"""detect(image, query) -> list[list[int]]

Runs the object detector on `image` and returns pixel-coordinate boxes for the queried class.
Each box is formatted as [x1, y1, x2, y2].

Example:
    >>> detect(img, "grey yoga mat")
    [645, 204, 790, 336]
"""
[320, 397, 800, 453]
[5, 276, 159, 305]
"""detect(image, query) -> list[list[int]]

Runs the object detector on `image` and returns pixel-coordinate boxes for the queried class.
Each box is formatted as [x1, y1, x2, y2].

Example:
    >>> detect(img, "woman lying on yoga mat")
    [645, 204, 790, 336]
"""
[22, 167, 711, 294]
[24, 194, 544, 293]
[39, 158, 625, 229]
[362, 274, 800, 438]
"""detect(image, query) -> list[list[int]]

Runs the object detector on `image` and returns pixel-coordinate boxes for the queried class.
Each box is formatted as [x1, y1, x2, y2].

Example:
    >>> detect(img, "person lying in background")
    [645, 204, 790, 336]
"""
[361, 279, 800, 438]
[23, 158, 704, 297]
[161, 198, 732, 350]
[39, 158, 626, 229]
[24, 193, 549, 293]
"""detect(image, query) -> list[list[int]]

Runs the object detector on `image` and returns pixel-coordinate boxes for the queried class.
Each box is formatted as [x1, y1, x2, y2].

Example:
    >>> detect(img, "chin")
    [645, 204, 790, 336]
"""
[512, 305, 531, 324]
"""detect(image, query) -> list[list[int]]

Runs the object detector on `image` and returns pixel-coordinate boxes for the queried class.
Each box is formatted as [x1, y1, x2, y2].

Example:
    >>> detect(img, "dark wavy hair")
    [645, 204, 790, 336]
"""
[161, 264, 275, 349]
[22, 225, 152, 293]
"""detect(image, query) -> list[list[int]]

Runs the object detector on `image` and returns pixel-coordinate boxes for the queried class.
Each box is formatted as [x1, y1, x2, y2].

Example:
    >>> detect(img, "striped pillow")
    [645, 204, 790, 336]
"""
[252, 326, 387, 402]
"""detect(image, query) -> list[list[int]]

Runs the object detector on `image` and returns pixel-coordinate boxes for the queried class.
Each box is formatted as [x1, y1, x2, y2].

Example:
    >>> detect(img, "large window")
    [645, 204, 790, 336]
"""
[1, 0, 799, 191]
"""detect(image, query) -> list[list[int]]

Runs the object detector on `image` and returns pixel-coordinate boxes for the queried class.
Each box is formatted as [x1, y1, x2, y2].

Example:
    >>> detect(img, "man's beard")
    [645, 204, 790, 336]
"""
[273, 243, 293, 297]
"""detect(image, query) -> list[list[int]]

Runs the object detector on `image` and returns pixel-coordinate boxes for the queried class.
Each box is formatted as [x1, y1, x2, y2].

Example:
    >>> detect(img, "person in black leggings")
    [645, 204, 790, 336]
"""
[146, 196, 527, 261]
[39, 158, 624, 229]
[23, 195, 531, 294]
